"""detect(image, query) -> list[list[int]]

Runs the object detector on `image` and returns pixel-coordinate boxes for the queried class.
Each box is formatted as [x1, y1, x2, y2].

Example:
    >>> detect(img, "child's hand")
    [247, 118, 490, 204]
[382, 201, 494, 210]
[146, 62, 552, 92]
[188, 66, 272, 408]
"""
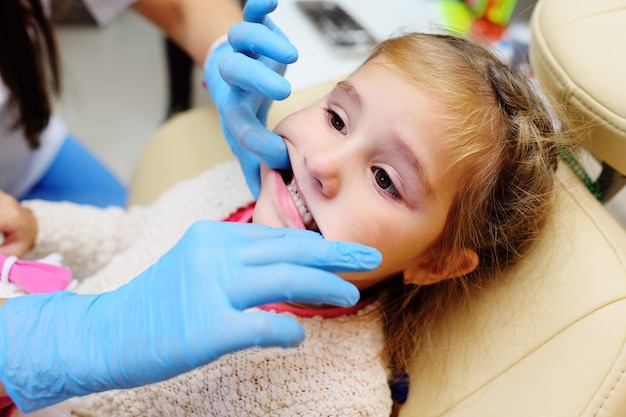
[0, 191, 37, 257]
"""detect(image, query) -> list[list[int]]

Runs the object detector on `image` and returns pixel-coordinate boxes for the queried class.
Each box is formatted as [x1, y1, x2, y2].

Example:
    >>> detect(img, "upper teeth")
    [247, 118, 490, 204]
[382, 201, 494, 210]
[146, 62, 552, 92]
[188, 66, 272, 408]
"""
[287, 179, 313, 225]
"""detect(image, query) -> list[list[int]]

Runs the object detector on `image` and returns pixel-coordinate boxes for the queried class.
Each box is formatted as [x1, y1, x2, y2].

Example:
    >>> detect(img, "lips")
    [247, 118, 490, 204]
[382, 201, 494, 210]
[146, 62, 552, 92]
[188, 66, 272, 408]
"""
[275, 169, 319, 233]
[286, 178, 319, 232]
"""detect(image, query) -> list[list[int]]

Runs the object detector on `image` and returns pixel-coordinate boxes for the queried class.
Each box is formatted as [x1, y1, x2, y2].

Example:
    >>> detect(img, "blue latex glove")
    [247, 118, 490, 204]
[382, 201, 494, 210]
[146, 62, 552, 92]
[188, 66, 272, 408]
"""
[0, 221, 381, 412]
[204, 0, 297, 198]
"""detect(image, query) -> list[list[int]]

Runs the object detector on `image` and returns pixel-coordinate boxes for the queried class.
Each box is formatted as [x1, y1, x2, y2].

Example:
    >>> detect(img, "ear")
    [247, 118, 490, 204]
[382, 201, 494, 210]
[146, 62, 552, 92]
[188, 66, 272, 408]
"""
[403, 248, 479, 285]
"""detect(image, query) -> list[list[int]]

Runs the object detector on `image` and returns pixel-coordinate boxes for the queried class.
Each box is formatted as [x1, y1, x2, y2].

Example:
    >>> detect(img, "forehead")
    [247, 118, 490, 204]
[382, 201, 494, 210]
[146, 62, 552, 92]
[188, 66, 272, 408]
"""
[341, 59, 447, 131]
[345, 59, 429, 105]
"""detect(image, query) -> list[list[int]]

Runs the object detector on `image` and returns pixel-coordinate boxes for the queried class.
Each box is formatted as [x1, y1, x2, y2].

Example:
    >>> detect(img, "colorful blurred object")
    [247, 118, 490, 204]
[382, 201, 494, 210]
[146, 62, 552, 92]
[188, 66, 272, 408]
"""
[437, 0, 517, 40]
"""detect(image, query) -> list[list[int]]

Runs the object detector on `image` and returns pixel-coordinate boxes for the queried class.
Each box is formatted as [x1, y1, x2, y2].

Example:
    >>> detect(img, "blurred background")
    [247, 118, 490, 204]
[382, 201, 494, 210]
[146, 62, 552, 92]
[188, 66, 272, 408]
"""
[52, 2, 212, 184]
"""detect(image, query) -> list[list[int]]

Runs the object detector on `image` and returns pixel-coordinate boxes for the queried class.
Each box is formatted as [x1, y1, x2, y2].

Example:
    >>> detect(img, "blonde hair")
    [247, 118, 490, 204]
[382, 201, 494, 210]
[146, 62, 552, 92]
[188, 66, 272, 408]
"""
[363, 34, 572, 379]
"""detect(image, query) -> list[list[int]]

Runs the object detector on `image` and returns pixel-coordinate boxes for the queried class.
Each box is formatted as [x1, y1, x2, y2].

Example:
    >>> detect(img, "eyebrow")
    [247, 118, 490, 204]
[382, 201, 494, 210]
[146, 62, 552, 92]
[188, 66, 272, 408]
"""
[391, 135, 434, 197]
[333, 81, 363, 110]
[334, 80, 433, 196]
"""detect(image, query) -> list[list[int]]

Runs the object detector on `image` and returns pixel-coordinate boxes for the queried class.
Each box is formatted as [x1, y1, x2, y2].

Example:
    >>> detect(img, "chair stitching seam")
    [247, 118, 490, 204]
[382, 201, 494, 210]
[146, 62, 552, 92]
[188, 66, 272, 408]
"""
[593, 359, 626, 416]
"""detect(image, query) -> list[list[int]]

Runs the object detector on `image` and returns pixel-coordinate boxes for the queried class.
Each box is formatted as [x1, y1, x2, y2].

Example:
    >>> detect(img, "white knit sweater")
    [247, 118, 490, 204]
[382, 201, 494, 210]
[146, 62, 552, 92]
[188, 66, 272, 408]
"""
[23, 160, 392, 417]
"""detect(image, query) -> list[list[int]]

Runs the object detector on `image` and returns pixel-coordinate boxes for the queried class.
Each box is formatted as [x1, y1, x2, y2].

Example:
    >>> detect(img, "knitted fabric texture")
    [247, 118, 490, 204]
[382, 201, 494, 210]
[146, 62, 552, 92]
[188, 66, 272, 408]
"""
[24, 160, 393, 416]
[73, 302, 390, 417]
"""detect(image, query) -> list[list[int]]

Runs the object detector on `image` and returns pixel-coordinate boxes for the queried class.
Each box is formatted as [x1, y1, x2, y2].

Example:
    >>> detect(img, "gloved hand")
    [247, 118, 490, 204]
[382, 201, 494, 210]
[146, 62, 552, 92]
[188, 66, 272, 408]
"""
[0, 220, 381, 412]
[204, 0, 297, 198]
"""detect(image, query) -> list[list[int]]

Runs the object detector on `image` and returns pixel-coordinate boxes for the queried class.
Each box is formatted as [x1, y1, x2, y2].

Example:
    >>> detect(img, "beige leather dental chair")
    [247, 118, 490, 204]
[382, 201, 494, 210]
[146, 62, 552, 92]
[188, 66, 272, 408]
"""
[530, 0, 626, 201]
[127, 1, 626, 415]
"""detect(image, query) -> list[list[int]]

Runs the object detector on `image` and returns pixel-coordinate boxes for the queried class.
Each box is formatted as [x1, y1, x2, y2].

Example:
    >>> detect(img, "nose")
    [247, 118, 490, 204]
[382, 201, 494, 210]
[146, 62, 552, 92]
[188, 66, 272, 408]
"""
[303, 145, 346, 197]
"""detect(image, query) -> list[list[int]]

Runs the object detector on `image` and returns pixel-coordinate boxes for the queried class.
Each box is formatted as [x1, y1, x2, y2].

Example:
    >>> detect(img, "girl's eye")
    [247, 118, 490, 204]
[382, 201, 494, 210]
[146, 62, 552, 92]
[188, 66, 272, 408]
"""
[373, 167, 402, 200]
[325, 109, 347, 134]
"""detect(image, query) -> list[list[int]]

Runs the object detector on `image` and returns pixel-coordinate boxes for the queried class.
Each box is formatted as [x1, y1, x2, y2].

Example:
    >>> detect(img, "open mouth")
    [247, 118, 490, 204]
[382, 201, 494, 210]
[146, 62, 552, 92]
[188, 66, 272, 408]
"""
[279, 169, 320, 233]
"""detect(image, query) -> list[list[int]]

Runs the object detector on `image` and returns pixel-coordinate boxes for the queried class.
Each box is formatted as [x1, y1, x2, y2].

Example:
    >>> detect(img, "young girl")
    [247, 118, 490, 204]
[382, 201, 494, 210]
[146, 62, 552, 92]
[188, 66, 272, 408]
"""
[0, 31, 570, 416]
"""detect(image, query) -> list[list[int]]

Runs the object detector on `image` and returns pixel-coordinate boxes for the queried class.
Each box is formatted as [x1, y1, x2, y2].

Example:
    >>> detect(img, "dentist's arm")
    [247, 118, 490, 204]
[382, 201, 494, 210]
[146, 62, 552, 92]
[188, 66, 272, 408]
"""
[131, 0, 242, 66]
[0, 221, 381, 413]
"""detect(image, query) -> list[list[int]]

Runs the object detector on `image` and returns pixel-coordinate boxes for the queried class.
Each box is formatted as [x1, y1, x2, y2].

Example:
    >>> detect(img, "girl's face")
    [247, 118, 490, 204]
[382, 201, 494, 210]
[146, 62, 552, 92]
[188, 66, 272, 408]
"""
[254, 59, 466, 290]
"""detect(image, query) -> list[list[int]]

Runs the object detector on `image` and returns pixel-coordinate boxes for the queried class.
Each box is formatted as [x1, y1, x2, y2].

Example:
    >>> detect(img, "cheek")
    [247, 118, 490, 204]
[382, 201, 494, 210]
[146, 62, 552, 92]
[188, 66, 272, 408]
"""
[331, 225, 433, 289]
[376, 236, 429, 273]
[320, 208, 429, 261]
[381, 211, 451, 271]
[349, 212, 446, 274]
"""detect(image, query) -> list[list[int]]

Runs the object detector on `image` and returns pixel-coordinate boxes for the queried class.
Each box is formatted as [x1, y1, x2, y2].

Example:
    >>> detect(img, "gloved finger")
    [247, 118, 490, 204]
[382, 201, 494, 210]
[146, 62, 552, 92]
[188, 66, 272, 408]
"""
[244, 312, 306, 348]
[188, 222, 380, 271]
[220, 53, 291, 100]
[211, 311, 306, 357]
[232, 151, 262, 198]
[190, 221, 325, 246]
[195, 222, 380, 270]
[228, 22, 297, 64]
[256, 95, 273, 128]
[220, 104, 289, 167]
[261, 15, 287, 38]
[242, 162, 262, 199]
[236, 237, 383, 272]
[226, 264, 360, 309]
[242, 0, 278, 23]
[243, 129, 291, 171]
